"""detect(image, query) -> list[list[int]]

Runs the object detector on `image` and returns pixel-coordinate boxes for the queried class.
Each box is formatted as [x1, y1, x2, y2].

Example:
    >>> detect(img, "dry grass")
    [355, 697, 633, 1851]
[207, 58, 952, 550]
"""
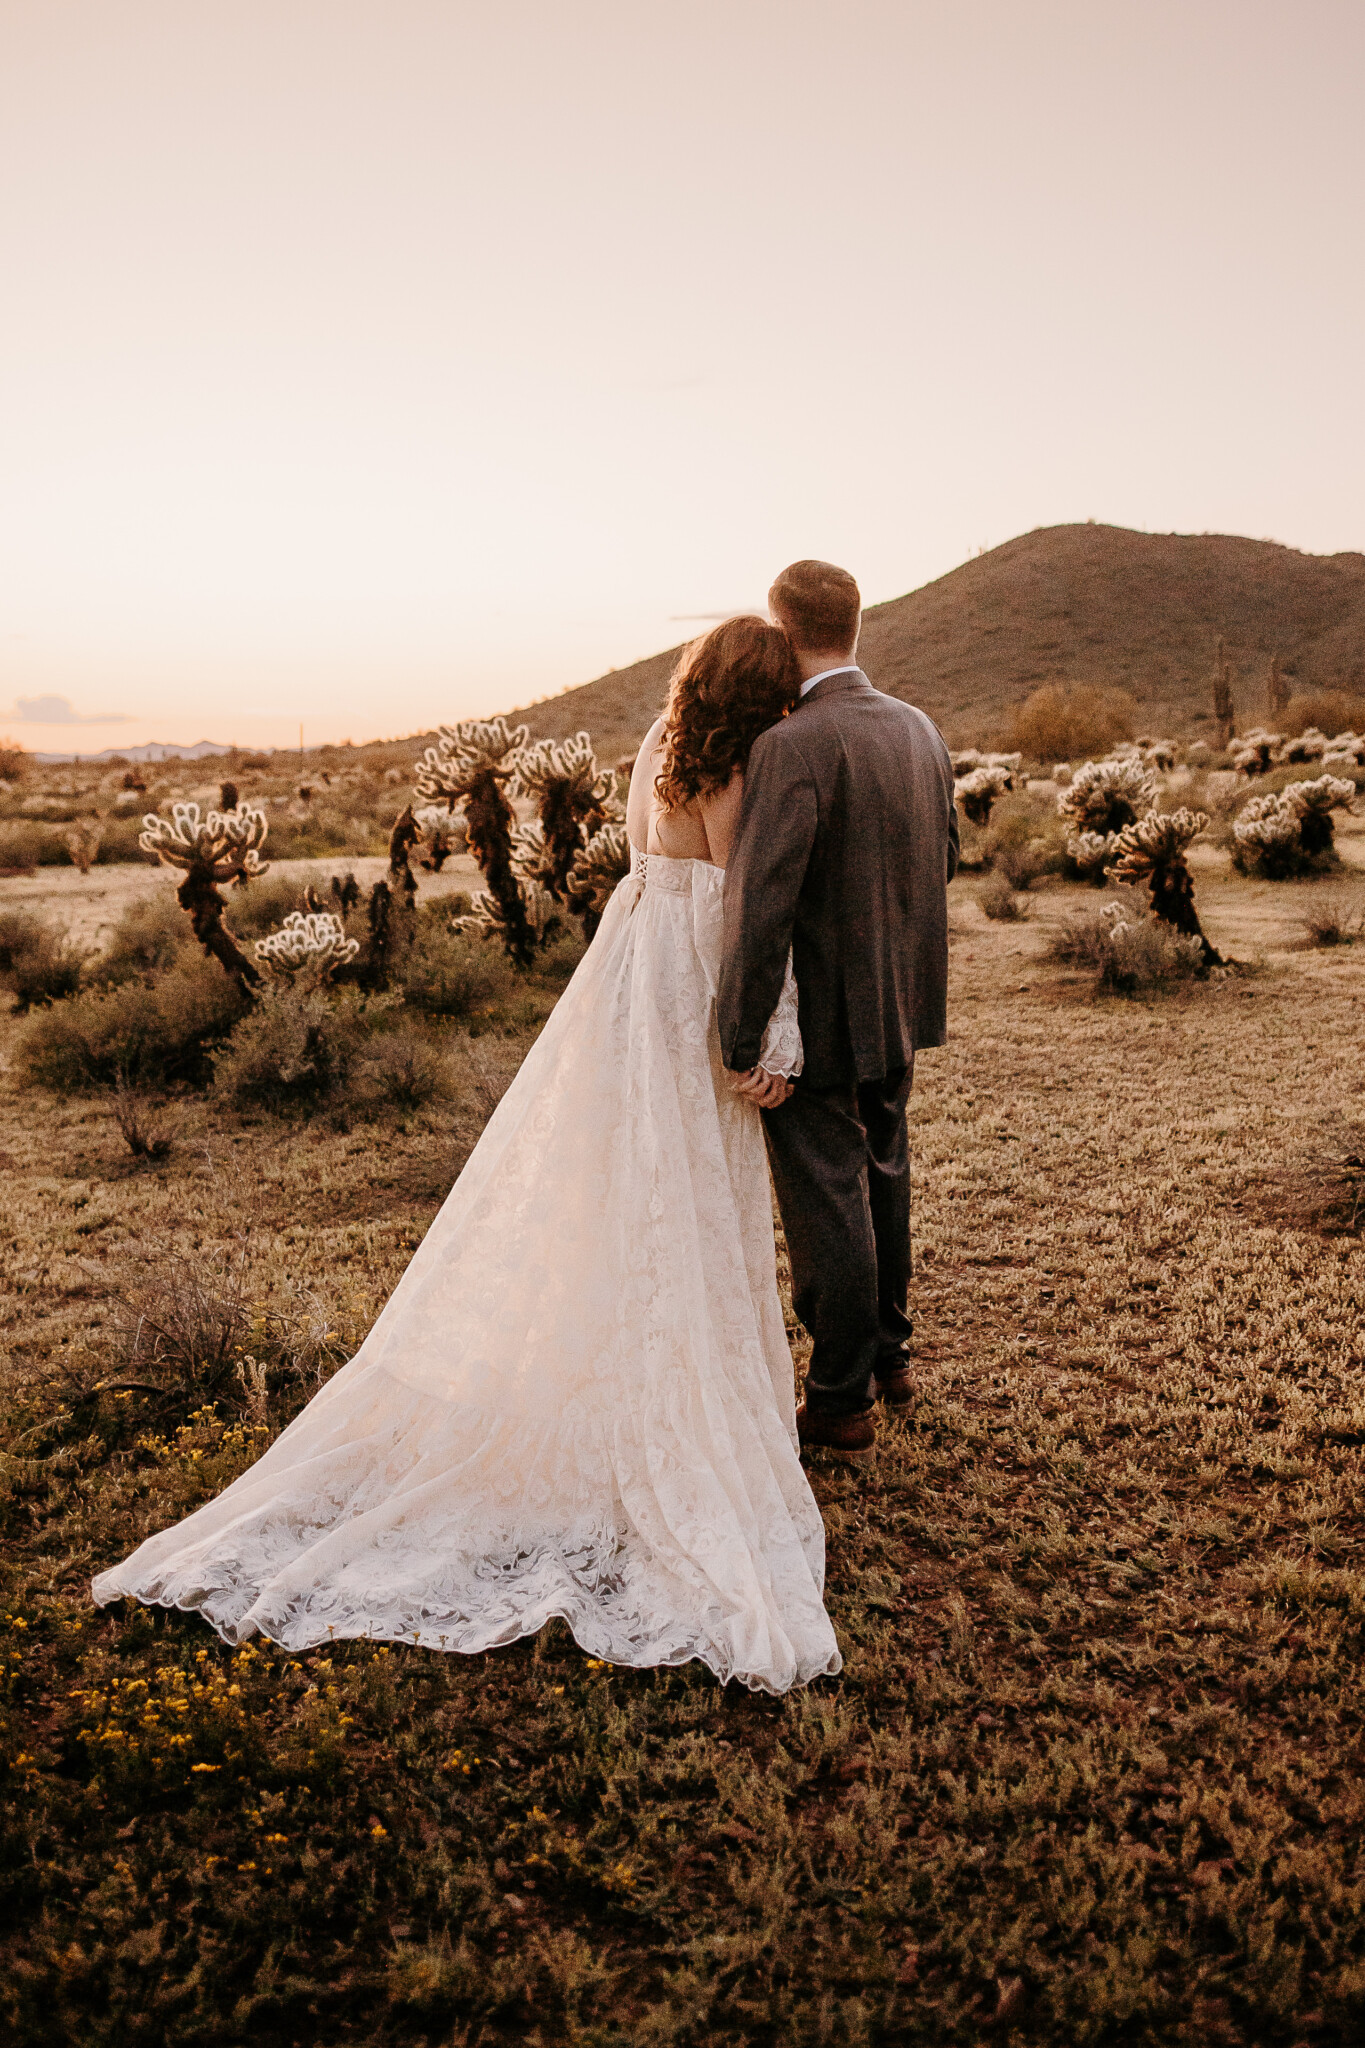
[1, 861, 1364, 2044]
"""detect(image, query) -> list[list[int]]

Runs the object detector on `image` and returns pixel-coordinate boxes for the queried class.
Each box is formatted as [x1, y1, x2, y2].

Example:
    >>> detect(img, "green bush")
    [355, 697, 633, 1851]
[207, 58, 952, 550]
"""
[19, 957, 248, 1088]
[94, 818, 152, 865]
[0, 910, 90, 1011]
[211, 983, 377, 1113]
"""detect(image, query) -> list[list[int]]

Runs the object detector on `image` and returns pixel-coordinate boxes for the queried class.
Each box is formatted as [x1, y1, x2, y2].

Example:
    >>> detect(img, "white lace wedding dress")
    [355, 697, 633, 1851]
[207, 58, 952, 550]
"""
[93, 849, 841, 1693]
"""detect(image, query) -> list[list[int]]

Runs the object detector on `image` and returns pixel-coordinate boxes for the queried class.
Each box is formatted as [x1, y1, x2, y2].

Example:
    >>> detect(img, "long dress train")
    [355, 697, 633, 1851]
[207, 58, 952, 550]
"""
[92, 850, 841, 1693]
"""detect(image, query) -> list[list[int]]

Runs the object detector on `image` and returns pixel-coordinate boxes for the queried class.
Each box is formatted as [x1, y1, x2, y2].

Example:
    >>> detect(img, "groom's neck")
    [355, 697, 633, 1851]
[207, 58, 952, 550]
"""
[793, 645, 859, 683]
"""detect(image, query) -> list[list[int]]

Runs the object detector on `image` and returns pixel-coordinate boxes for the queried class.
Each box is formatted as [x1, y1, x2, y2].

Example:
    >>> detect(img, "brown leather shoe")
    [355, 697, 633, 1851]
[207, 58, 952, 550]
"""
[872, 1365, 915, 1407]
[796, 1403, 876, 1462]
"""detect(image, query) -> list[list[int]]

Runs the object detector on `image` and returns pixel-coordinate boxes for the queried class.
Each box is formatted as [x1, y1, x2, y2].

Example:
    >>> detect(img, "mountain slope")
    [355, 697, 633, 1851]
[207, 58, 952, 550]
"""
[505, 524, 1365, 756]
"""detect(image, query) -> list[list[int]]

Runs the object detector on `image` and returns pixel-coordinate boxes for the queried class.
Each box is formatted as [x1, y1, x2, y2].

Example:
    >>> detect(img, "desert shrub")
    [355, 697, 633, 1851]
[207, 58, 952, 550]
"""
[1010, 684, 1136, 762]
[979, 791, 1068, 888]
[358, 1024, 454, 1109]
[96, 892, 191, 982]
[93, 816, 152, 864]
[19, 956, 248, 1088]
[0, 737, 27, 780]
[978, 871, 1027, 921]
[0, 911, 90, 1010]
[1300, 896, 1364, 947]
[401, 915, 517, 1018]
[1283, 690, 1365, 740]
[211, 983, 377, 1113]
[217, 871, 308, 939]
[0, 820, 53, 871]
[1048, 898, 1205, 994]
[1232, 776, 1356, 879]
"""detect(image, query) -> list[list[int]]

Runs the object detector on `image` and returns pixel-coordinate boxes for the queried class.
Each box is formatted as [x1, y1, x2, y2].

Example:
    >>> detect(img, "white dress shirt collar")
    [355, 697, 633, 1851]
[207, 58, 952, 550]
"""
[798, 664, 861, 699]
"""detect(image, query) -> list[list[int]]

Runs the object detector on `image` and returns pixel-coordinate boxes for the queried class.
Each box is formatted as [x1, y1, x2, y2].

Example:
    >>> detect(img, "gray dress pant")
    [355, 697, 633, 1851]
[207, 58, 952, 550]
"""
[762, 1065, 914, 1416]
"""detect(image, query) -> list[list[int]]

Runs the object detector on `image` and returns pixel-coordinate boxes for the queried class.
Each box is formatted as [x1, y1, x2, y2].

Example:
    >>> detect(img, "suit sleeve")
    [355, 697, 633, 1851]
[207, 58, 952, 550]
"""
[718, 733, 817, 1073]
[947, 787, 961, 881]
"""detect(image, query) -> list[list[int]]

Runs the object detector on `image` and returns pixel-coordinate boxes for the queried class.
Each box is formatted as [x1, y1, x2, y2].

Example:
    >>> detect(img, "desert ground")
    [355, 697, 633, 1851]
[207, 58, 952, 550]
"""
[1, 793, 1363, 2046]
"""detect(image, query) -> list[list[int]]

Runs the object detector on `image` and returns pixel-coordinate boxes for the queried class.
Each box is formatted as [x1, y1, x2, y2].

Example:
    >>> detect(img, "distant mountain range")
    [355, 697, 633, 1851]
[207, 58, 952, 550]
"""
[32, 740, 235, 765]
[504, 523, 1365, 757]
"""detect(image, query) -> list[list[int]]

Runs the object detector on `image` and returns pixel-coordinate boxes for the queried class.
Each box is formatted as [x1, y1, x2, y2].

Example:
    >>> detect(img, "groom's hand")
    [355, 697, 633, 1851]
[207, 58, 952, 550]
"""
[730, 1066, 794, 1109]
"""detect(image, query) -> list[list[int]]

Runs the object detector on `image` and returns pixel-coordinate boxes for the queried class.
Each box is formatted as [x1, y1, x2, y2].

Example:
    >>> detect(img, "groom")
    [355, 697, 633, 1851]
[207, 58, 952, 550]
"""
[718, 560, 959, 1460]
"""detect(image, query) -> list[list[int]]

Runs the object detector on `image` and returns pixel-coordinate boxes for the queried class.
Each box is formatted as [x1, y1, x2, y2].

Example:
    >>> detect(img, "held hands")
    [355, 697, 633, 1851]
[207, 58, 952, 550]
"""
[730, 1066, 794, 1110]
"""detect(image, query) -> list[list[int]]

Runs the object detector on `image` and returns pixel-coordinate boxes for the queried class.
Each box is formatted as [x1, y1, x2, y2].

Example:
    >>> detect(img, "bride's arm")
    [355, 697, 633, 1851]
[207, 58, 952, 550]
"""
[697, 771, 744, 868]
[625, 718, 667, 849]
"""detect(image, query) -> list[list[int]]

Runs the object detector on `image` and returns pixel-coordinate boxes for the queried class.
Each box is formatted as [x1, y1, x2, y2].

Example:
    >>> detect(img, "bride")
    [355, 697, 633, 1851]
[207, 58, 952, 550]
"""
[93, 615, 842, 1694]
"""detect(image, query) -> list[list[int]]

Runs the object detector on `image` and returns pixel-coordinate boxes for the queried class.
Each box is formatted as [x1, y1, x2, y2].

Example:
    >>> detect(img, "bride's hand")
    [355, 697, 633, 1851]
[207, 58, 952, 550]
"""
[731, 1066, 794, 1109]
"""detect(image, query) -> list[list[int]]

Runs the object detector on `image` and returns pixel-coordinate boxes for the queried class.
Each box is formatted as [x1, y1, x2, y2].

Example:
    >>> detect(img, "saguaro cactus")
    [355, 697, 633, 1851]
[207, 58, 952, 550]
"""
[1105, 807, 1220, 963]
[139, 802, 270, 990]
[1267, 654, 1290, 723]
[1212, 638, 1235, 746]
[414, 719, 534, 966]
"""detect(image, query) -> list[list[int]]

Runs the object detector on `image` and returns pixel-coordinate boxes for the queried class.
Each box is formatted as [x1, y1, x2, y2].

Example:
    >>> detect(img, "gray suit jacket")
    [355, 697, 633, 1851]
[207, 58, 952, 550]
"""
[718, 670, 959, 1089]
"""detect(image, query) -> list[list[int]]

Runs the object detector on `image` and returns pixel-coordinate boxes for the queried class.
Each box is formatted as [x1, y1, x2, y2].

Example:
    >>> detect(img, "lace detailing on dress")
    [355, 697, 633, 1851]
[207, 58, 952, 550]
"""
[758, 956, 803, 1078]
[92, 854, 838, 1694]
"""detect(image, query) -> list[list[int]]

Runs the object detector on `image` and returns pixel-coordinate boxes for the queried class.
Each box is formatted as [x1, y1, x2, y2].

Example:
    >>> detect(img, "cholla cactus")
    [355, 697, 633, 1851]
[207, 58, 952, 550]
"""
[1285, 775, 1357, 858]
[139, 801, 270, 989]
[1130, 735, 1177, 770]
[1057, 757, 1158, 837]
[63, 820, 103, 874]
[461, 876, 562, 949]
[955, 764, 1012, 826]
[1065, 829, 1122, 884]
[1281, 727, 1328, 765]
[140, 801, 269, 881]
[413, 718, 533, 965]
[1105, 807, 1218, 961]
[254, 911, 360, 982]
[567, 820, 632, 934]
[952, 749, 1020, 781]
[1233, 776, 1356, 877]
[510, 731, 615, 904]
[1228, 728, 1283, 775]
[1322, 731, 1365, 768]
[412, 803, 466, 872]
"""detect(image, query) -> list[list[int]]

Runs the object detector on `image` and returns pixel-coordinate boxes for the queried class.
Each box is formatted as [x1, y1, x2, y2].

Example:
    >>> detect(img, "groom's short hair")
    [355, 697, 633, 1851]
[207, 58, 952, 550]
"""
[769, 560, 861, 653]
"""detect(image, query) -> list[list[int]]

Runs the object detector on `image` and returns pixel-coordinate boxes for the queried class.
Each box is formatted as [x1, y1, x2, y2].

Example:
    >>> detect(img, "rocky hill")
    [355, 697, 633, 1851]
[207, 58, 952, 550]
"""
[505, 523, 1365, 756]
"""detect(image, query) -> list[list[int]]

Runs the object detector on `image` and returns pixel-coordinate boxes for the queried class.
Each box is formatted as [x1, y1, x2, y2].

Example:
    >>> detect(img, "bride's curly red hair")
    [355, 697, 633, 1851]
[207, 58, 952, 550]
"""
[654, 615, 800, 811]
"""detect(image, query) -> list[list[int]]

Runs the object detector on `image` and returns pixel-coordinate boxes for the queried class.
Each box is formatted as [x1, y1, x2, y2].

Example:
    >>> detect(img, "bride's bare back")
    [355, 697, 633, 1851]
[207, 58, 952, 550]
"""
[626, 716, 745, 868]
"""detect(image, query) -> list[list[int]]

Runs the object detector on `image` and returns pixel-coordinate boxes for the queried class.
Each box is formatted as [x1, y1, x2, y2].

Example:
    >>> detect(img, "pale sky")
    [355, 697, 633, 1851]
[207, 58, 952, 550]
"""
[2, 0, 1362, 752]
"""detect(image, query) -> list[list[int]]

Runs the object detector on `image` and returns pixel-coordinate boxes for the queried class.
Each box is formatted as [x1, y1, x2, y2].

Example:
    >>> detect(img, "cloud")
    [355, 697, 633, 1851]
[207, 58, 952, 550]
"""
[8, 694, 135, 726]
